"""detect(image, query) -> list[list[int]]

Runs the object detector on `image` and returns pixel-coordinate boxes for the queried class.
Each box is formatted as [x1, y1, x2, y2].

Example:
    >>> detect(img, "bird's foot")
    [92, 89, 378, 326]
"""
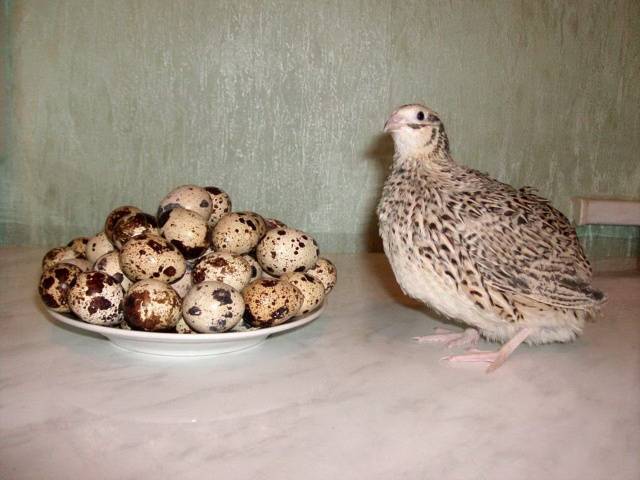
[441, 328, 531, 373]
[413, 327, 480, 349]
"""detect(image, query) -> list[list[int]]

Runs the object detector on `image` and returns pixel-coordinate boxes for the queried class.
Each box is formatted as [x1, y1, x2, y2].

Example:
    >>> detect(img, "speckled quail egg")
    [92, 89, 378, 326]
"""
[159, 207, 210, 259]
[204, 186, 232, 227]
[170, 264, 193, 298]
[281, 272, 326, 315]
[119, 233, 186, 283]
[264, 218, 287, 230]
[67, 271, 124, 326]
[123, 279, 182, 331]
[256, 228, 319, 277]
[242, 254, 263, 282]
[42, 246, 81, 270]
[86, 232, 116, 264]
[175, 316, 196, 334]
[39, 263, 83, 313]
[242, 278, 303, 327]
[66, 237, 90, 258]
[112, 212, 158, 250]
[94, 251, 132, 292]
[211, 212, 266, 254]
[192, 252, 252, 291]
[306, 257, 337, 294]
[62, 258, 93, 272]
[157, 185, 212, 221]
[182, 281, 245, 333]
[104, 205, 142, 243]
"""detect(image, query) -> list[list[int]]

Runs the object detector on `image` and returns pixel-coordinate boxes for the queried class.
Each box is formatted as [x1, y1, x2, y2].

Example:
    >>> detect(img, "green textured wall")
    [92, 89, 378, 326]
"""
[2, 0, 639, 255]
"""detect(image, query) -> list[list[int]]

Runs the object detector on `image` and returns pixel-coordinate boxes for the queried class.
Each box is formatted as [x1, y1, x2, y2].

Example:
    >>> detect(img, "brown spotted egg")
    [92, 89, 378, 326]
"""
[39, 263, 82, 313]
[157, 185, 212, 221]
[86, 232, 116, 264]
[42, 246, 81, 270]
[66, 237, 90, 257]
[281, 272, 326, 315]
[112, 212, 158, 249]
[123, 279, 182, 331]
[204, 186, 232, 227]
[104, 205, 142, 243]
[211, 212, 266, 254]
[159, 207, 210, 259]
[175, 316, 196, 334]
[94, 251, 132, 292]
[170, 265, 193, 298]
[67, 271, 124, 326]
[182, 281, 244, 333]
[119, 233, 186, 283]
[256, 228, 319, 277]
[306, 257, 337, 294]
[264, 218, 287, 230]
[62, 258, 93, 272]
[242, 278, 303, 327]
[192, 252, 252, 291]
[242, 254, 263, 282]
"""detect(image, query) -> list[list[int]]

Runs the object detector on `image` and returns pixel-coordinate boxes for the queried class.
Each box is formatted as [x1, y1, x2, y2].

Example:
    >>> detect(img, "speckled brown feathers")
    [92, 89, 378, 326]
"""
[378, 104, 605, 345]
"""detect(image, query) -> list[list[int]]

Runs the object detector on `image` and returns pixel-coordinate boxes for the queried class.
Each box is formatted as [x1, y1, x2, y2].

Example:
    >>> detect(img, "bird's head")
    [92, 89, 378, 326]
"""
[384, 104, 449, 159]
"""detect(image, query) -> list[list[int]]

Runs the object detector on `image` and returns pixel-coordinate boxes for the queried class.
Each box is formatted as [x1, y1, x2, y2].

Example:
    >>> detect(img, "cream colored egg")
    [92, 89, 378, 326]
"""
[66, 237, 90, 258]
[182, 281, 244, 333]
[112, 212, 159, 250]
[211, 212, 266, 254]
[42, 246, 80, 270]
[123, 279, 182, 331]
[119, 233, 186, 283]
[175, 316, 197, 334]
[241, 278, 303, 327]
[192, 252, 252, 291]
[255, 228, 319, 277]
[242, 254, 263, 282]
[67, 271, 124, 326]
[86, 232, 116, 264]
[159, 207, 210, 259]
[94, 251, 132, 292]
[39, 263, 83, 313]
[104, 205, 142, 243]
[61, 258, 93, 272]
[157, 185, 212, 220]
[204, 186, 232, 227]
[306, 257, 337, 294]
[170, 265, 193, 298]
[281, 272, 326, 315]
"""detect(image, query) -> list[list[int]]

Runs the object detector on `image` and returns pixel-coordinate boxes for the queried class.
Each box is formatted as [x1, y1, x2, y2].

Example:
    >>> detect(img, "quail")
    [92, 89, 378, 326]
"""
[377, 104, 606, 372]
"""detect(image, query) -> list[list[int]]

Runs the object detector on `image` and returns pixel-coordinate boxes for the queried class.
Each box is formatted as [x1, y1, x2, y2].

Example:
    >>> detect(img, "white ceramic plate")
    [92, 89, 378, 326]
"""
[45, 303, 324, 357]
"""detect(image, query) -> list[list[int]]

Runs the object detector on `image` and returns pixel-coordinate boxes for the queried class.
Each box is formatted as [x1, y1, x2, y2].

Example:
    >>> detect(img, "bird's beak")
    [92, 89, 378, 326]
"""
[383, 112, 403, 133]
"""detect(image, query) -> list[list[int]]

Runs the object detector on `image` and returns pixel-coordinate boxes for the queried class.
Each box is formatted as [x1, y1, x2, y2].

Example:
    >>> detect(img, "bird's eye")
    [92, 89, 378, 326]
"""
[417, 111, 425, 121]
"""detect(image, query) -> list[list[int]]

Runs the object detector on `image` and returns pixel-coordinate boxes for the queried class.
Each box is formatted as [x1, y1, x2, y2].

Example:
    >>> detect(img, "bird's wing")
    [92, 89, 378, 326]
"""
[451, 173, 603, 310]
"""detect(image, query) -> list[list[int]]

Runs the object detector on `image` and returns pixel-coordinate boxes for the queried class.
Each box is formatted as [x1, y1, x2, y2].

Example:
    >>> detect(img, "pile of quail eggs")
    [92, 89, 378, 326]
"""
[38, 185, 337, 334]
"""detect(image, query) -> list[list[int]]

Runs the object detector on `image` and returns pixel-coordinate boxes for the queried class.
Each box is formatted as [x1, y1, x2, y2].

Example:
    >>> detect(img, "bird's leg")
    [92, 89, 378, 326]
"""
[442, 328, 531, 373]
[413, 327, 480, 349]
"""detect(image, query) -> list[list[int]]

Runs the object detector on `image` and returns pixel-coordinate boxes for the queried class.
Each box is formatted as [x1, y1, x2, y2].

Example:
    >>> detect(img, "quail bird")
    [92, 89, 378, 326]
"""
[377, 104, 606, 372]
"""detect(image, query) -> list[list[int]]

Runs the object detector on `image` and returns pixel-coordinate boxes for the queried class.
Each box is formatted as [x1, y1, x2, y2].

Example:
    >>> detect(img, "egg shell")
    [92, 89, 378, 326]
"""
[157, 185, 212, 221]
[211, 212, 266, 254]
[306, 257, 337, 294]
[112, 212, 158, 250]
[170, 265, 193, 298]
[204, 186, 232, 227]
[192, 252, 252, 291]
[182, 281, 244, 333]
[242, 254, 263, 282]
[119, 233, 186, 283]
[61, 258, 93, 272]
[281, 272, 326, 315]
[86, 232, 116, 264]
[67, 271, 124, 326]
[66, 237, 90, 258]
[241, 278, 303, 327]
[264, 218, 287, 230]
[39, 263, 83, 313]
[42, 246, 80, 270]
[94, 251, 132, 292]
[104, 206, 142, 243]
[175, 316, 197, 334]
[255, 228, 319, 277]
[123, 279, 182, 331]
[159, 207, 210, 259]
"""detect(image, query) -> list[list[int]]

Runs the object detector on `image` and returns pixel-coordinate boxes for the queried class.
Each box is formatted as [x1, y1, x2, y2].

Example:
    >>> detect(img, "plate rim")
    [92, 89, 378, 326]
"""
[45, 302, 325, 343]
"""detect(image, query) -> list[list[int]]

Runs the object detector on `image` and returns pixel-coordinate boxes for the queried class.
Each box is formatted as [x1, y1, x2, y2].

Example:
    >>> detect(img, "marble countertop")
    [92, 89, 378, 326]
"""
[1, 247, 639, 480]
